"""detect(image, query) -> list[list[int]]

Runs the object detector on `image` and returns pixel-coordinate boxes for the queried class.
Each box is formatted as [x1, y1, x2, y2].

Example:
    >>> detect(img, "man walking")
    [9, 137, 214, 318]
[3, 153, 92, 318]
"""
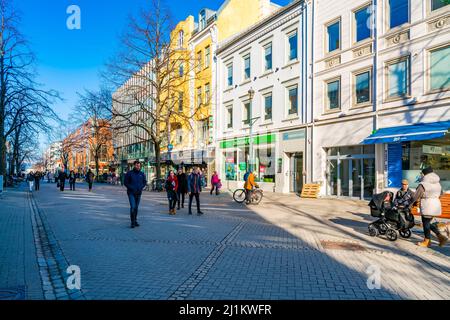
[34, 172, 41, 191]
[59, 170, 67, 192]
[187, 167, 204, 215]
[176, 168, 188, 210]
[124, 161, 147, 228]
[27, 172, 34, 192]
[86, 169, 94, 192]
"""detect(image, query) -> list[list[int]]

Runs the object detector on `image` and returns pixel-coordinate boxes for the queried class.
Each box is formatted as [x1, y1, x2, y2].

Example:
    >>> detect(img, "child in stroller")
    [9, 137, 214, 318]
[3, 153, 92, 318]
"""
[368, 190, 415, 241]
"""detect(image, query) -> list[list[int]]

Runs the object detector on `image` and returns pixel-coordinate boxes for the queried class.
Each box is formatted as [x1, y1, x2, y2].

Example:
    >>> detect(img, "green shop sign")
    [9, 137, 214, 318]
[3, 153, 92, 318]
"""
[220, 134, 276, 149]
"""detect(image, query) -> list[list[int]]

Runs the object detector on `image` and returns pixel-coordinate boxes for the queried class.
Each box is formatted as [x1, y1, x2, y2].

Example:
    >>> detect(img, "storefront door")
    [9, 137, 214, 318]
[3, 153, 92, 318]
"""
[291, 153, 303, 194]
[327, 146, 375, 199]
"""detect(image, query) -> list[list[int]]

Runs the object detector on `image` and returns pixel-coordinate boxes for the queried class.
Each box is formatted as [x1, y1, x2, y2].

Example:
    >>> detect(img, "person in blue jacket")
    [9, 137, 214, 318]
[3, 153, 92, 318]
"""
[124, 161, 147, 228]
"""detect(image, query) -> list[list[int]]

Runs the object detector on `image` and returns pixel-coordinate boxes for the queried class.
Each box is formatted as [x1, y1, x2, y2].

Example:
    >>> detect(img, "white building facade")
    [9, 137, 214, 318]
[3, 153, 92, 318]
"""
[312, 0, 450, 199]
[215, 0, 313, 193]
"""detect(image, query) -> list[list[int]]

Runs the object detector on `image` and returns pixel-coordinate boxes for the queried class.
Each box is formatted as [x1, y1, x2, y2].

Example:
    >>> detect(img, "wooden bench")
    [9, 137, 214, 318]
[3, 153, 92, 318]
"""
[300, 184, 321, 199]
[411, 193, 450, 219]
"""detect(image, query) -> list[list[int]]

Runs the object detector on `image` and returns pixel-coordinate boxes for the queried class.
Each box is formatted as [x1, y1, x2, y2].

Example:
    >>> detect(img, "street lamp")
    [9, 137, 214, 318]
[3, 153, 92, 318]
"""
[247, 88, 258, 173]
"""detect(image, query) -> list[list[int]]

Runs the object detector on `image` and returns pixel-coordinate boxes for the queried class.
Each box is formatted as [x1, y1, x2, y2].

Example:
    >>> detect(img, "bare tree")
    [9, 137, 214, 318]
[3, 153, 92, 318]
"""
[105, 0, 212, 180]
[0, 0, 59, 181]
[74, 88, 113, 180]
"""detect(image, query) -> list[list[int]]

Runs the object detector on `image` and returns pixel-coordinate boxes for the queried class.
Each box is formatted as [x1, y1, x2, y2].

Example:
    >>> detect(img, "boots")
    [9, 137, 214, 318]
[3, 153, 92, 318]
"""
[417, 238, 431, 247]
[437, 234, 448, 247]
[172, 208, 176, 215]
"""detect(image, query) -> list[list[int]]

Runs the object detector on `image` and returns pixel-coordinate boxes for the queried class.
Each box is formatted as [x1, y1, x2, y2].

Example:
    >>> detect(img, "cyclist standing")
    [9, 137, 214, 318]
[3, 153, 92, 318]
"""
[244, 171, 258, 204]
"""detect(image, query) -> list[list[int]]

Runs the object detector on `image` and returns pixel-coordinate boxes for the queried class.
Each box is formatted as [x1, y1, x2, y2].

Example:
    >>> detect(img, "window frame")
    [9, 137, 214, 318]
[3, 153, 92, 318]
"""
[386, 0, 410, 31]
[325, 76, 341, 111]
[226, 63, 233, 87]
[352, 66, 373, 107]
[384, 55, 411, 101]
[263, 42, 273, 71]
[243, 54, 251, 81]
[286, 85, 299, 116]
[325, 18, 342, 54]
[226, 105, 233, 129]
[204, 83, 211, 104]
[178, 30, 184, 48]
[263, 92, 273, 121]
[287, 29, 299, 62]
[178, 92, 184, 112]
[428, 0, 449, 14]
[205, 46, 211, 69]
[196, 51, 202, 73]
[196, 87, 202, 108]
[427, 43, 450, 94]
[243, 100, 252, 126]
[352, 2, 373, 44]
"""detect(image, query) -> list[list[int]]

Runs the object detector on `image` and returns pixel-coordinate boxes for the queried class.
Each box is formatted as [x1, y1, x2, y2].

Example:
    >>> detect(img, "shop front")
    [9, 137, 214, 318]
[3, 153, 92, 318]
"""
[364, 121, 450, 192]
[220, 133, 276, 192]
[326, 145, 376, 199]
[279, 129, 307, 194]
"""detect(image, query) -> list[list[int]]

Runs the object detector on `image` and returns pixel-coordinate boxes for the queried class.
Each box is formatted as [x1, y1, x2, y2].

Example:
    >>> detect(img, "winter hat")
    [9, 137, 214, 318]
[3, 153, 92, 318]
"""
[422, 166, 433, 175]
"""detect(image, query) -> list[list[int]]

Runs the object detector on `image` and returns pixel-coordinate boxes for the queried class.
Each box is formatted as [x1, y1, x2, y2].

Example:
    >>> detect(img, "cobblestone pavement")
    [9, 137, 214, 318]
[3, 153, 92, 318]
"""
[1, 182, 449, 300]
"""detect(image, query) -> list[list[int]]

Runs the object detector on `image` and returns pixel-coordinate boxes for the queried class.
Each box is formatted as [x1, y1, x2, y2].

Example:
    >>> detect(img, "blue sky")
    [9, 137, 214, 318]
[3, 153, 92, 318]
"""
[15, 0, 290, 147]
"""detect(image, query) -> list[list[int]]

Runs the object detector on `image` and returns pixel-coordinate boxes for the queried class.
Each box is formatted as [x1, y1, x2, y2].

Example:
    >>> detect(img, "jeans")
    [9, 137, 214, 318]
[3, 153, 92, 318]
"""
[189, 193, 201, 213]
[422, 216, 441, 240]
[34, 180, 40, 191]
[70, 182, 76, 190]
[210, 183, 219, 195]
[60, 181, 65, 191]
[177, 191, 185, 208]
[28, 181, 34, 192]
[128, 193, 142, 224]
[88, 182, 93, 191]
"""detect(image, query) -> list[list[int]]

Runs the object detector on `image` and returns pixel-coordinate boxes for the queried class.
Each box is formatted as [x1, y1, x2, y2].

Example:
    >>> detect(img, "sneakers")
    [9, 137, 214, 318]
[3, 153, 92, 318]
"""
[417, 238, 431, 247]
[197, 211, 204, 215]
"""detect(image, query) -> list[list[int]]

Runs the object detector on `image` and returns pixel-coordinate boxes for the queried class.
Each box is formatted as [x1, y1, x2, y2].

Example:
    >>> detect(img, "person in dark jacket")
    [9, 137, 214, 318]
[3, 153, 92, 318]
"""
[59, 170, 67, 191]
[34, 172, 41, 191]
[393, 179, 415, 229]
[187, 167, 204, 215]
[86, 169, 94, 192]
[166, 170, 178, 215]
[124, 161, 147, 228]
[176, 168, 188, 210]
[69, 170, 76, 191]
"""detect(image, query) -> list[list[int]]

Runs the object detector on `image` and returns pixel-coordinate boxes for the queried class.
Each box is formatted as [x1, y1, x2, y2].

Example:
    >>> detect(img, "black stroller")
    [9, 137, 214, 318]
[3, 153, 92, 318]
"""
[368, 191, 415, 241]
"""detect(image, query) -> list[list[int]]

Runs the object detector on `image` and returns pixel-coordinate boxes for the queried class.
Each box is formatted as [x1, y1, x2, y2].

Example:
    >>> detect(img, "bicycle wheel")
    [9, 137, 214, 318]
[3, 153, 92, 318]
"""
[233, 189, 247, 203]
[252, 190, 263, 205]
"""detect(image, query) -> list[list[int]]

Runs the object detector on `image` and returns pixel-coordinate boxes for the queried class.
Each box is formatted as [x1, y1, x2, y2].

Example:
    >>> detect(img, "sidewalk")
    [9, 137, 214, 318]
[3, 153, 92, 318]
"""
[0, 185, 43, 299]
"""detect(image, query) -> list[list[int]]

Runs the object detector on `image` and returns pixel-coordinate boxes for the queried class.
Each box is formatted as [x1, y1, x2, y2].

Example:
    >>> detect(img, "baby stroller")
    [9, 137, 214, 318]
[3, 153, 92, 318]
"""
[368, 191, 415, 241]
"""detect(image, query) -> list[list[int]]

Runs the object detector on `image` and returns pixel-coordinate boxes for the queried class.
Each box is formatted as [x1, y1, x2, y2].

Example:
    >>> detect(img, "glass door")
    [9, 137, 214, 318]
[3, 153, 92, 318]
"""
[292, 153, 303, 194]
[351, 159, 362, 199]
[340, 159, 350, 197]
[363, 158, 375, 198]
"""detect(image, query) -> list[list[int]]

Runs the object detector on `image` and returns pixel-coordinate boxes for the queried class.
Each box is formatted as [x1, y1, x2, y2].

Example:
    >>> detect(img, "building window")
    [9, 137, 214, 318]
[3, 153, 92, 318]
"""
[178, 92, 184, 112]
[431, 0, 448, 11]
[178, 30, 184, 47]
[326, 78, 341, 110]
[430, 45, 450, 92]
[199, 10, 206, 30]
[176, 129, 183, 144]
[205, 46, 211, 68]
[243, 101, 251, 125]
[388, 0, 409, 29]
[264, 43, 272, 71]
[288, 31, 298, 61]
[287, 86, 298, 115]
[386, 57, 409, 98]
[227, 64, 233, 87]
[204, 83, 210, 104]
[226, 106, 233, 129]
[264, 94, 272, 121]
[354, 69, 371, 105]
[244, 55, 251, 80]
[197, 51, 202, 72]
[354, 5, 372, 43]
[327, 20, 340, 53]
[197, 87, 202, 107]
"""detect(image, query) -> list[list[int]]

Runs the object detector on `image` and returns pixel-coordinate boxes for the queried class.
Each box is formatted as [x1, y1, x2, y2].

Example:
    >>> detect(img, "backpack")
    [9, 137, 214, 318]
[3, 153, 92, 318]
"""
[243, 172, 250, 182]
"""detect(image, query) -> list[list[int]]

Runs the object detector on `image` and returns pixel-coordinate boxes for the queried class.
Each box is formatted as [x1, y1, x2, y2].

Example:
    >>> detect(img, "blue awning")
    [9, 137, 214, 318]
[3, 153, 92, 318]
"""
[363, 121, 450, 144]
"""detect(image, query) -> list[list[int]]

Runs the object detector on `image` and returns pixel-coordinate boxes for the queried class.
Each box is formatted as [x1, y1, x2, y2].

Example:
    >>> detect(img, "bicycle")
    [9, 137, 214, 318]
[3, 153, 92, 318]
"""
[233, 187, 263, 205]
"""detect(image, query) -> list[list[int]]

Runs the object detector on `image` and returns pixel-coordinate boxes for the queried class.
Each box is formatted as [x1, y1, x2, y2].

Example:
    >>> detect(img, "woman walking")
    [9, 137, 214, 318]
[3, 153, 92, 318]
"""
[176, 168, 188, 210]
[414, 167, 448, 247]
[165, 170, 178, 215]
[210, 171, 221, 195]
[86, 169, 94, 192]
[69, 170, 76, 191]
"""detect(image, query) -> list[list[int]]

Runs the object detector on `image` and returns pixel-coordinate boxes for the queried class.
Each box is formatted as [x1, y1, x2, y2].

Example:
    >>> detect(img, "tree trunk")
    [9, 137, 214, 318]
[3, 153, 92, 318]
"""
[154, 141, 161, 180]
[95, 154, 100, 182]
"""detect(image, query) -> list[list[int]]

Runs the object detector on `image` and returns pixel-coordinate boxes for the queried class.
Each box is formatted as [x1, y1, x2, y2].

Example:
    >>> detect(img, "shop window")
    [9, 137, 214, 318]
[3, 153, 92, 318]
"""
[255, 146, 275, 183]
[224, 151, 238, 181]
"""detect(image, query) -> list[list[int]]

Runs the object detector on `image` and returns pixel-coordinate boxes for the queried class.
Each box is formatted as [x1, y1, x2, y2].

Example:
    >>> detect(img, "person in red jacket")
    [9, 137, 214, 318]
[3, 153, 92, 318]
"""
[165, 170, 179, 215]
